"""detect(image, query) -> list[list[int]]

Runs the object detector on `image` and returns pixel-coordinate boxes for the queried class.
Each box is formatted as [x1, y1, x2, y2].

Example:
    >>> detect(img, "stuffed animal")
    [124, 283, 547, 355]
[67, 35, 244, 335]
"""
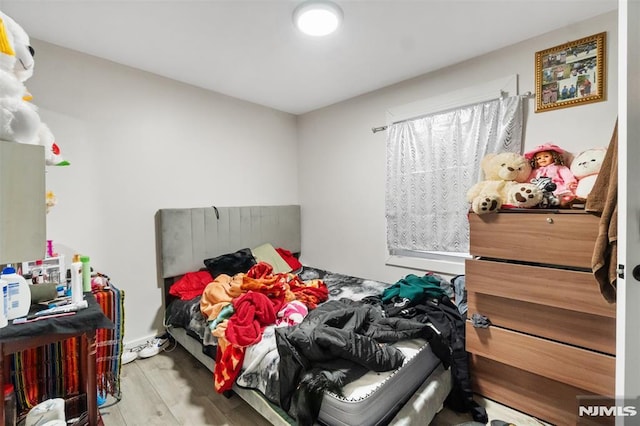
[0, 11, 39, 144]
[570, 147, 606, 200]
[0, 12, 68, 166]
[530, 176, 560, 208]
[466, 152, 543, 214]
[524, 142, 577, 206]
[0, 11, 34, 83]
[38, 123, 69, 166]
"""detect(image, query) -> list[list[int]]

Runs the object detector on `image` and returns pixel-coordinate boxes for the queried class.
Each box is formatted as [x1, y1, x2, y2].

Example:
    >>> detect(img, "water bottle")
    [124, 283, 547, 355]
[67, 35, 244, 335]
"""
[80, 256, 91, 292]
[70, 255, 83, 304]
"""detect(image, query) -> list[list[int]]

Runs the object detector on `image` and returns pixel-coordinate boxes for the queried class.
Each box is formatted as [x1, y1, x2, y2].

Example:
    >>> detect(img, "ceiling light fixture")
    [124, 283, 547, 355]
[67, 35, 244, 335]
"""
[293, 1, 343, 37]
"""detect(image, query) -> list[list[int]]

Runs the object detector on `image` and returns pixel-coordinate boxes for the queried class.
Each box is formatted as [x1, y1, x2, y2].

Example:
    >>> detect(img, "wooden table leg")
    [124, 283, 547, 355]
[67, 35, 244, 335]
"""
[80, 333, 98, 426]
[86, 332, 98, 426]
[0, 343, 5, 426]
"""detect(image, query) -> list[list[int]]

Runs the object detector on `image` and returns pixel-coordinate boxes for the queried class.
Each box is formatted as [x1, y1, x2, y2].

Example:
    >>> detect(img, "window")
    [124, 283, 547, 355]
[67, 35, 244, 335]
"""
[384, 76, 523, 274]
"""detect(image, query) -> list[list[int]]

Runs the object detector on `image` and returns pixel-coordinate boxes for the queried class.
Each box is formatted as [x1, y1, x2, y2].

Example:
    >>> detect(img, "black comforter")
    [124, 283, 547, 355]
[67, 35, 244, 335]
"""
[275, 298, 449, 425]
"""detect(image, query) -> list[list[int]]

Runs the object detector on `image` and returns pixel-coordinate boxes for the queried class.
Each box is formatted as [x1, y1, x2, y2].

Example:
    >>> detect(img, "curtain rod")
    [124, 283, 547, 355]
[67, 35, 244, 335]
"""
[371, 91, 534, 134]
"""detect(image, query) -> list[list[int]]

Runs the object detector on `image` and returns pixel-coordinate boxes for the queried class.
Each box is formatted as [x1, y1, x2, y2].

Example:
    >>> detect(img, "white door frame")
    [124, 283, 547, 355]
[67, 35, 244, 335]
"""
[616, 1, 640, 424]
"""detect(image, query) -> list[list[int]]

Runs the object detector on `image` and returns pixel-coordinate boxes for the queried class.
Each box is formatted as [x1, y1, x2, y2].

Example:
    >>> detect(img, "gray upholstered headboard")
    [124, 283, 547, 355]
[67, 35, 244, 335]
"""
[155, 205, 301, 279]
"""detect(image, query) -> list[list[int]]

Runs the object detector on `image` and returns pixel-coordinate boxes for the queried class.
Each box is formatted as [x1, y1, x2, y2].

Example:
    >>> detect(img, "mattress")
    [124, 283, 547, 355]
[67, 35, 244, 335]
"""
[318, 338, 443, 426]
[164, 266, 453, 425]
[168, 326, 451, 426]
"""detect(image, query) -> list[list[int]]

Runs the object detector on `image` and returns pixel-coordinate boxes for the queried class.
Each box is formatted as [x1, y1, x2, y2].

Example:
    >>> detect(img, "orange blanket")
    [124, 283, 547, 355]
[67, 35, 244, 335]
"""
[200, 273, 243, 321]
[204, 262, 329, 392]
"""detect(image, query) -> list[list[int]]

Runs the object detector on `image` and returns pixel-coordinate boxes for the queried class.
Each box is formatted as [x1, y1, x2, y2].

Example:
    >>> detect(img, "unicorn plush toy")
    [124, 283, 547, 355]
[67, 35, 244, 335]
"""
[0, 11, 68, 166]
[0, 11, 39, 144]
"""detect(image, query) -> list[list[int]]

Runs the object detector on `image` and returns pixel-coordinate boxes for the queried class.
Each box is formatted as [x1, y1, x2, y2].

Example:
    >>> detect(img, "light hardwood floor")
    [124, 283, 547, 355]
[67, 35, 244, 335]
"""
[99, 343, 549, 426]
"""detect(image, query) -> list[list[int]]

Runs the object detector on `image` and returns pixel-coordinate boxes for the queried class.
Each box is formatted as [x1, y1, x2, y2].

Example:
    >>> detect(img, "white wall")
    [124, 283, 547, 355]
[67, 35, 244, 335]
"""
[25, 12, 618, 345]
[297, 11, 618, 284]
[28, 41, 299, 345]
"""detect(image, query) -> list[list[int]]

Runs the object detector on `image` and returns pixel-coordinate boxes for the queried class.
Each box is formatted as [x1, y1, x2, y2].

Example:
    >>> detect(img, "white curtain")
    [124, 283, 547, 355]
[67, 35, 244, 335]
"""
[385, 96, 524, 254]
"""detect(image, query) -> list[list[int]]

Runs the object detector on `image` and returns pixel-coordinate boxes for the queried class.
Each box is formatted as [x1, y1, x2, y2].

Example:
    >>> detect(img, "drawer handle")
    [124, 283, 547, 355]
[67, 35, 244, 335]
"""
[471, 313, 491, 328]
[546, 217, 554, 224]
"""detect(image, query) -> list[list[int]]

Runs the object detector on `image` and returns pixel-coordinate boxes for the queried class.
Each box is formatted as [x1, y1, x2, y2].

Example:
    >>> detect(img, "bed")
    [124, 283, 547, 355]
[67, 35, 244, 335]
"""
[154, 205, 460, 426]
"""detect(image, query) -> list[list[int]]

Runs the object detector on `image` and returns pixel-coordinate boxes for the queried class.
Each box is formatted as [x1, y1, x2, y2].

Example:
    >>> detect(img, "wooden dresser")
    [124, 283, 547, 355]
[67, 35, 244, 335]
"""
[465, 210, 616, 425]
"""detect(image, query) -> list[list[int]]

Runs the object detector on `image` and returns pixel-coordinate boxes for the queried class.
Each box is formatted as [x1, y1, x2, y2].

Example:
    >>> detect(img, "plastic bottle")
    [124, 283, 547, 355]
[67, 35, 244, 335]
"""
[33, 260, 44, 284]
[80, 255, 91, 292]
[0, 265, 31, 320]
[70, 255, 83, 304]
[55, 282, 66, 298]
[0, 279, 7, 328]
[3, 383, 16, 426]
[65, 269, 72, 298]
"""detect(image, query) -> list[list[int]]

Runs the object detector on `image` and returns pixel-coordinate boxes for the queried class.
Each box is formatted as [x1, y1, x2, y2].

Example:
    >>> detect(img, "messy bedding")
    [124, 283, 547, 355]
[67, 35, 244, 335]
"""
[164, 248, 486, 425]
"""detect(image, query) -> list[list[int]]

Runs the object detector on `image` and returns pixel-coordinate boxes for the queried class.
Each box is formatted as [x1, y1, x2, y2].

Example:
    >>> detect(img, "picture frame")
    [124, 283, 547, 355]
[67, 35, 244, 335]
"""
[535, 32, 606, 113]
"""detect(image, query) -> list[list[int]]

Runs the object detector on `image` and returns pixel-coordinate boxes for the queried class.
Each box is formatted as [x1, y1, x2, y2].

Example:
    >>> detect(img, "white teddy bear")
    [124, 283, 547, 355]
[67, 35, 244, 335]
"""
[570, 147, 606, 200]
[466, 152, 543, 214]
[0, 11, 68, 166]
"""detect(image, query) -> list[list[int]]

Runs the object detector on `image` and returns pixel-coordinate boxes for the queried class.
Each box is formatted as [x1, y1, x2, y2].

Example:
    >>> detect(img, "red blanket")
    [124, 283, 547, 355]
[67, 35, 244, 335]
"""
[210, 263, 329, 392]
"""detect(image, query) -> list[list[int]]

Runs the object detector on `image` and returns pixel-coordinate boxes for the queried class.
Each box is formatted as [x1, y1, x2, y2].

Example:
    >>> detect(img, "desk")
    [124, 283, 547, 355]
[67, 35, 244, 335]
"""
[0, 293, 113, 425]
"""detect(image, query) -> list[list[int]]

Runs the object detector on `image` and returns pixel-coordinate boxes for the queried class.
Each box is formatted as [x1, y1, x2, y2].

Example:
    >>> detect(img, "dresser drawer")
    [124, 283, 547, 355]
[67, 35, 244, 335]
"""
[469, 211, 599, 268]
[465, 259, 615, 318]
[470, 355, 613, 426]
[466, 323, 615, 396]
[468, 292, 615, 354]
[465, 259, 615, 354]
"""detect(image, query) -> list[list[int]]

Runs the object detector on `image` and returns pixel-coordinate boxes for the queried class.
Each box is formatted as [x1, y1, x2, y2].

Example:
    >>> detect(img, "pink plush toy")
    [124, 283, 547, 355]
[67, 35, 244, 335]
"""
[524, 143, 577, 205]
[276, 300, 308, 327]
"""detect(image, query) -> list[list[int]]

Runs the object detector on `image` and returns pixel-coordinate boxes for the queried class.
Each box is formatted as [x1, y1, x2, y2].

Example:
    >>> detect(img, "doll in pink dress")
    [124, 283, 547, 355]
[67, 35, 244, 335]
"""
[524, 143, 577, 205]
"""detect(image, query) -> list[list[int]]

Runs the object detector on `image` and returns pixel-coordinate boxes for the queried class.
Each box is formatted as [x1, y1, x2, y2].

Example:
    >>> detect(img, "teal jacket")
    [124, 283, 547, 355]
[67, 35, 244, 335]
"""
[381, 274, 445, 303]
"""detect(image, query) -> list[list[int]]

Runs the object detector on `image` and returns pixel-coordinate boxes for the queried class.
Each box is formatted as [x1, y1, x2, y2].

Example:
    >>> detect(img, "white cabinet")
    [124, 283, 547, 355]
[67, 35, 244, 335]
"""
[0, 140, 46, 264]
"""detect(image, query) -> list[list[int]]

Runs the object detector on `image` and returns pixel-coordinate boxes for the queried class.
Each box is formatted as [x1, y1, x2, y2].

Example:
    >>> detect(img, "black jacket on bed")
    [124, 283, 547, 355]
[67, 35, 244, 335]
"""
[274, 298, 449, 425]
[381, 293, 489, 424]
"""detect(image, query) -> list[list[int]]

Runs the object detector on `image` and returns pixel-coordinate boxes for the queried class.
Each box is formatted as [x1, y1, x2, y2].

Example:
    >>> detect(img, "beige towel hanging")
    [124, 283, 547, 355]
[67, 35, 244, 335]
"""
[585, 119, 618, 303]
